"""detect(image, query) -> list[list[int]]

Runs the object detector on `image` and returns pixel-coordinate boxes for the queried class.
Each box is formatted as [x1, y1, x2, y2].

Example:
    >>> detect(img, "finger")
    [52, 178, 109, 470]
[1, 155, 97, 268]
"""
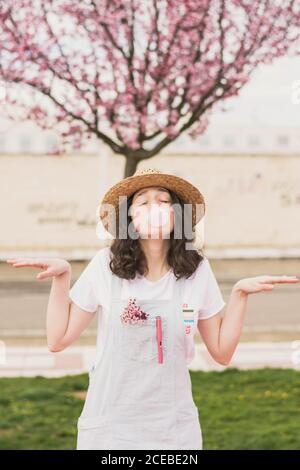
[36, 273, 49, 280]
[7, 258, 32, 263]
[260, 284, 274, 290]
[8, 262, 32, 268]
[271, 277, 299, 284]
[9, 263, 39, 268]
[260, 275, 299, 284]
[6, 259, 30, 265]
[9, 261, 45, 268]
[37, 268, 54, 280]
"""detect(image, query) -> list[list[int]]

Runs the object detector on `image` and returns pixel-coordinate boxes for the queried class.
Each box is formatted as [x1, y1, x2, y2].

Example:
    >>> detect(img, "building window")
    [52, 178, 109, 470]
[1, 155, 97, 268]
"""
[277, 135, 289, 147]
[45, 135, 59, 153]
[19, 135, 31, 152]
[198, 136, 210, 146]
[223, 135, 235, 147]
[248, 135, 260, 147]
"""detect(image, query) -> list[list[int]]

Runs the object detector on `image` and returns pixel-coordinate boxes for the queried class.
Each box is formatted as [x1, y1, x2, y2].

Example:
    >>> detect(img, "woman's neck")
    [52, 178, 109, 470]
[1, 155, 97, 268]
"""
[139, 239, 171, 281]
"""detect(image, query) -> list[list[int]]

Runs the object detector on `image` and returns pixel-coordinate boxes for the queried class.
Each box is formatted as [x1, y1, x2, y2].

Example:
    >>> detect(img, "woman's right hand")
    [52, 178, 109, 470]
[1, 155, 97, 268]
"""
[6, 257, 71, 281]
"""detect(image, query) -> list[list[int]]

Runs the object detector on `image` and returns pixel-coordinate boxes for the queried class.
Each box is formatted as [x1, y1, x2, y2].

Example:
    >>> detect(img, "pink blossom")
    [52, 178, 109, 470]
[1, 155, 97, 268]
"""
[0, 0, 298, 163]
[120, 297, 149, 325]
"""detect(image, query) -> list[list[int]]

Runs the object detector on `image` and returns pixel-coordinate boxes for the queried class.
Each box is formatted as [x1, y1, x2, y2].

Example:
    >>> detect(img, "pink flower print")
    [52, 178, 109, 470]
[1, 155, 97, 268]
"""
[120, 297, 149, 325]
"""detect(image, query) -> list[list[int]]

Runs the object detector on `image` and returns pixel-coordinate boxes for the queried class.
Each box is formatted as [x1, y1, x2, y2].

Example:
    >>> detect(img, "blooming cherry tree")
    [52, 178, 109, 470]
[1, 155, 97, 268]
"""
[0, 0, 299, 176]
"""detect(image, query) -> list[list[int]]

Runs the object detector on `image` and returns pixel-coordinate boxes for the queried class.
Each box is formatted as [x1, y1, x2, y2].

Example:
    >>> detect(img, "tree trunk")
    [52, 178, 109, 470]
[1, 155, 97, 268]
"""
[124, 156, 139, 177]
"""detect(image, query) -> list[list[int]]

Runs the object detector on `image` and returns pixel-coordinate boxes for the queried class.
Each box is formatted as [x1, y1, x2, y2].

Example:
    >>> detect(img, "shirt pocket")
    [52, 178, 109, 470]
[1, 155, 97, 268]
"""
[120, 315, 168, 363]
[77, 416, 111, 450]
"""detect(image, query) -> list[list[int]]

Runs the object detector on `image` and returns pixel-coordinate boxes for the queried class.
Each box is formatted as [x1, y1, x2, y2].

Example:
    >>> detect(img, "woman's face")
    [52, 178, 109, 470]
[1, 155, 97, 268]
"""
[129, 186, 174, 239]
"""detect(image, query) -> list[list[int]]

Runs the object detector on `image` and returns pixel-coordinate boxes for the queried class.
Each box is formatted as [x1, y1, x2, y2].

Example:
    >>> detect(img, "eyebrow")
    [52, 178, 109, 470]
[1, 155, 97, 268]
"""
[133, 187, 170, 199]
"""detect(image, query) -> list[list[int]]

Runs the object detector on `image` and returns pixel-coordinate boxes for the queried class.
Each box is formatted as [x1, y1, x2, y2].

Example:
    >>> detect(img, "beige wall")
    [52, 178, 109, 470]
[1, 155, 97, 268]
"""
[1, 150, 300, 258]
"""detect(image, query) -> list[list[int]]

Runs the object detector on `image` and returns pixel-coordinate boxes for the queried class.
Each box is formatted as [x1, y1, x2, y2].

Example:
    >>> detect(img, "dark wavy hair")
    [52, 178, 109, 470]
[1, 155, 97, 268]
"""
[108, 187, 205, 281]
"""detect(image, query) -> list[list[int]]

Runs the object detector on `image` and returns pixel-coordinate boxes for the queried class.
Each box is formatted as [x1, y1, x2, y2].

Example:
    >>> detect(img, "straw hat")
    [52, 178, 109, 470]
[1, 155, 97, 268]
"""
[99, 167, 205, 235]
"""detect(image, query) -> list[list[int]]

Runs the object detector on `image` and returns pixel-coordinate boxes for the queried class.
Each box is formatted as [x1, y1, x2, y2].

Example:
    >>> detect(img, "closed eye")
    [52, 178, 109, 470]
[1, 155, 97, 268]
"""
[139, 200, 170, 206]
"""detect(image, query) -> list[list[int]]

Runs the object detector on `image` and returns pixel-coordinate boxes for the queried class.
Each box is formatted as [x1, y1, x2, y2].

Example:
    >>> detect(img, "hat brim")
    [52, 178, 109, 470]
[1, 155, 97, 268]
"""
[99, 172, 205, 235]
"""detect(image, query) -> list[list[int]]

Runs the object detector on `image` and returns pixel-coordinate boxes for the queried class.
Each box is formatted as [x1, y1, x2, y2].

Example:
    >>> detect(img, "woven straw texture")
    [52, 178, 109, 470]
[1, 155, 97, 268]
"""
[99, 168, 205, 235]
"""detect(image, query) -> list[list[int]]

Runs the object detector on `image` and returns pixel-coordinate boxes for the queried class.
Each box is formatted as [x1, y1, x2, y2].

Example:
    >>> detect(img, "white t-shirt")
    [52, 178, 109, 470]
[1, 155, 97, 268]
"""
[69, 246, 226, 365]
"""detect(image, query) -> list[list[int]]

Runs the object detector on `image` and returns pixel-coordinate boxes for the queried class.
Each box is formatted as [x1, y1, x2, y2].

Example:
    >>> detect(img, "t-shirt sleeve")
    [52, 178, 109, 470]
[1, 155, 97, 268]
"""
[69, 252, 101, 313]
[198, 258, 226, 320]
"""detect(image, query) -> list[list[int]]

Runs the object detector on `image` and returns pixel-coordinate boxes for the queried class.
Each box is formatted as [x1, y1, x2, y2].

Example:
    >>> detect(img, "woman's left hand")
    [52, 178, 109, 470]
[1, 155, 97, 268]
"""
[233, 275, 299, 296]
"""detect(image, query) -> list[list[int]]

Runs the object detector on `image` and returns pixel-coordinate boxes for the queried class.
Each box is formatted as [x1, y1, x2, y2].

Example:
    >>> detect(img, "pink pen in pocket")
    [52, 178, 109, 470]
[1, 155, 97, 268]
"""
[156, 316, 163, 364]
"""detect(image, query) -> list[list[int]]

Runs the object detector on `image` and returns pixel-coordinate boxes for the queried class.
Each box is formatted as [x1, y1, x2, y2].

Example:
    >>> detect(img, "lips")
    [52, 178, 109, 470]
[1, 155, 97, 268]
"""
[147, 205, 170, 227]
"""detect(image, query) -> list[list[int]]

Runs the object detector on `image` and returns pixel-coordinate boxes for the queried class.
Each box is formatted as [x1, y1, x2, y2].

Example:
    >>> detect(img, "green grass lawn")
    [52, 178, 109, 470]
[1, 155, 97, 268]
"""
[0, 367, 300, 450]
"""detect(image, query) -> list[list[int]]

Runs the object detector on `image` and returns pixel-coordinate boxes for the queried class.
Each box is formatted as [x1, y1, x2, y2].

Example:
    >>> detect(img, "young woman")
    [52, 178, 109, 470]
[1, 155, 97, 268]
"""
[6, 167, 299, 451]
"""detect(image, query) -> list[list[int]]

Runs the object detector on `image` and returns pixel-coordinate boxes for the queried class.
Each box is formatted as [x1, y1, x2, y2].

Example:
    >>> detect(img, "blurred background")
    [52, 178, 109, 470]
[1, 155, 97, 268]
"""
[0, 0, 300, 450]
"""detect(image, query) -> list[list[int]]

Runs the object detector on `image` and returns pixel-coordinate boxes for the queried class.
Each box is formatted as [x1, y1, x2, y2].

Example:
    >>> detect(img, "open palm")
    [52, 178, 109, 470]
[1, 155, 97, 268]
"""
[234, 275, 299, 295]
[6, 257, 70, 280]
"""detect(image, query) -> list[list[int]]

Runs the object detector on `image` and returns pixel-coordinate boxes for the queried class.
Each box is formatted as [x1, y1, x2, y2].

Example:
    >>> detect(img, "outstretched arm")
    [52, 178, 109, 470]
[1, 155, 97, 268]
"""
[198, 275, 299, 366]
[46, 268, 97, 352]
[6, 257, 97, 352]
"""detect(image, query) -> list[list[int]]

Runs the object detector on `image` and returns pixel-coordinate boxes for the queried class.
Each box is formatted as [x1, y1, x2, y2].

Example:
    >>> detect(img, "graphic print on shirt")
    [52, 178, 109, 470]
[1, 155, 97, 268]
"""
[182, 302, 195, 335]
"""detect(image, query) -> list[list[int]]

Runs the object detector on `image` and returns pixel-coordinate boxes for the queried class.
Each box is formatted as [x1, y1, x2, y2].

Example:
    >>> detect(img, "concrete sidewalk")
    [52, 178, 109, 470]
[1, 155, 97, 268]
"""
[1, 342, 300, 377]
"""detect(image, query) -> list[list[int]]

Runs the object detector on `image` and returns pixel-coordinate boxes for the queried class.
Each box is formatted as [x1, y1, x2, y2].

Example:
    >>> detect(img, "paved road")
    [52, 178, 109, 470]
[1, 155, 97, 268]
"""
[1, 258, 300, 346]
